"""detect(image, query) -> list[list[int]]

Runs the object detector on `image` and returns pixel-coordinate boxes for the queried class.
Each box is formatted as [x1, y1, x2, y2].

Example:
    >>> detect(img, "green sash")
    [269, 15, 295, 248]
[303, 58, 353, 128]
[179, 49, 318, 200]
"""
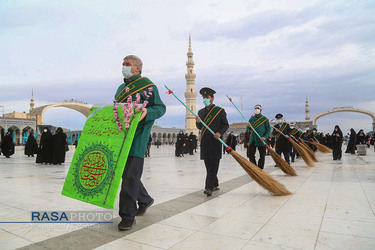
[291, 128, 300, 136]
[275, 122, 287, 142]
[302, 130, 312, 139]
[200, 106, 223, 139]
[249, 115, 268, 137]
[115, 77, 155, 103]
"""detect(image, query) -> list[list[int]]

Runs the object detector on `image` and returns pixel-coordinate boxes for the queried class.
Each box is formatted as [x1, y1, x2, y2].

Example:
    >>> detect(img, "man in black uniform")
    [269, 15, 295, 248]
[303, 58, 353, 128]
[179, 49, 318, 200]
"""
[196, 87, 229, 196]
[272, 113, 292, 164]
[289, 122, 300, 162]
[225, 131, 238, 152]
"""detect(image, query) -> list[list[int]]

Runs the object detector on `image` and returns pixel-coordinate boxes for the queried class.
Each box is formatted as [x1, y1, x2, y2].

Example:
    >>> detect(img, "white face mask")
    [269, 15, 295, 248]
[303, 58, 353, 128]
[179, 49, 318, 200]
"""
[122, 66, 133, 79]
[277, 119, 282, 124]
[254, 109, 261, 115]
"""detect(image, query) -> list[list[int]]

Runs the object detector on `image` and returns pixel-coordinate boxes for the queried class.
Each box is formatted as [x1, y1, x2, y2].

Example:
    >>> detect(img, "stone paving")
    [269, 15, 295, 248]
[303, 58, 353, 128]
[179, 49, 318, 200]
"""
[0, 145, 374, 249]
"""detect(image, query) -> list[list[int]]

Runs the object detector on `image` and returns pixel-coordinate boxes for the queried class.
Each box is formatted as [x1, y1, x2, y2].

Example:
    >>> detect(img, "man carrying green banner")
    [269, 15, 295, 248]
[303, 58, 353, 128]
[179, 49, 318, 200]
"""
[115, 55, 166, 230]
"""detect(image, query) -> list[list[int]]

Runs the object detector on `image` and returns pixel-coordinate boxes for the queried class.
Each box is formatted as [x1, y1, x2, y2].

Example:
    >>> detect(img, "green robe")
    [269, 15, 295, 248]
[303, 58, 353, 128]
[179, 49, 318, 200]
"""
[248, 114, 271, 147]
[114, 74, 166, 158]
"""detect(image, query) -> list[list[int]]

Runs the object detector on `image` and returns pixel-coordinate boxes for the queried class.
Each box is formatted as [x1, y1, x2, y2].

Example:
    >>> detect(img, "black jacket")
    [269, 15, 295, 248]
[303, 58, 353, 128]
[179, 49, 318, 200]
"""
[196, 105, 229, 160]
[272, 122, 292, 151]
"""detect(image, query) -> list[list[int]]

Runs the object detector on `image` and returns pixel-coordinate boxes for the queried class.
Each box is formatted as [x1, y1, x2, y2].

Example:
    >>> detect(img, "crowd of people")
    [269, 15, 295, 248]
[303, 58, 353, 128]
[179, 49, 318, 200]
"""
[0, 127, 69, 165]
[175, 131, 198, 157]
[311, 128, 374, 157]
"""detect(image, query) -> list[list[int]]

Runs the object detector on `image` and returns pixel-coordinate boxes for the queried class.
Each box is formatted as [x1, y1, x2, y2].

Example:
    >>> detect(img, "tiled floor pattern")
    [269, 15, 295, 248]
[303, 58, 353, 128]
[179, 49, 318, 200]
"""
[0, 145, 374, 249]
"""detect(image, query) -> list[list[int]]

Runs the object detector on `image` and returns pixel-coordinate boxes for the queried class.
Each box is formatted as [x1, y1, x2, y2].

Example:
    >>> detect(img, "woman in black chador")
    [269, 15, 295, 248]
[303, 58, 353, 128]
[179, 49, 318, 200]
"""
[1, 129, 15, 158]
[52, 127, 67, 165]
[187, 132, 197, 155]
[175, 131, 185, 157]
[36, 127, 53, 164]
[345, 128, 356, 154]
[356, 129, 366, 145]
[24, 131, 38, 157]
[332, 125, 343, 160]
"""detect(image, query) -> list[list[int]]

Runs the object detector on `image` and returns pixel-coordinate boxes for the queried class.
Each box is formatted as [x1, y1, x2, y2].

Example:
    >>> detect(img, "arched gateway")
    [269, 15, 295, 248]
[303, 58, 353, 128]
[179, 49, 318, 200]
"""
[30, 102, 91, 125]
[313, 107, 375, 132]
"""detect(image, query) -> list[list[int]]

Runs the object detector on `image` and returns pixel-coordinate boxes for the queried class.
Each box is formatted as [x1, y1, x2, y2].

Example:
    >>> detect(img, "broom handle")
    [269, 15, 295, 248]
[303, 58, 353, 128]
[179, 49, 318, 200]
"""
[226, 95, 268, 147]
[268, 122, 299, 142]
[165, 85, 230, 149]
[295, 125, 315, 142]
[295, 125, 307, 141]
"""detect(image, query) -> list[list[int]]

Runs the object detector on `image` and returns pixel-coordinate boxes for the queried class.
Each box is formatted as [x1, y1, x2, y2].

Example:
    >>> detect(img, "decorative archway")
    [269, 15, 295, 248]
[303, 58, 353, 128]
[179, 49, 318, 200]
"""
[30, 102, 91, 125]
[9, 125, 21, 145]
[22, 126, 34, 145]
[313, 107, 375, 132]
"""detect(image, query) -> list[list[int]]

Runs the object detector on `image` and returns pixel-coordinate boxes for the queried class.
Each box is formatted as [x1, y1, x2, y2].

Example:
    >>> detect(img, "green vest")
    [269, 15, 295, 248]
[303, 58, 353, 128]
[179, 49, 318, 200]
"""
[248, 114, 271, 147]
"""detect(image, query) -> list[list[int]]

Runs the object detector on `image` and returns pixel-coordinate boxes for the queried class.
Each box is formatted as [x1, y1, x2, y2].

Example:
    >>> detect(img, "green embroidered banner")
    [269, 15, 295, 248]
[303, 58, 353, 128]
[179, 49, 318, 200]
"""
[61, 104, 141, 209]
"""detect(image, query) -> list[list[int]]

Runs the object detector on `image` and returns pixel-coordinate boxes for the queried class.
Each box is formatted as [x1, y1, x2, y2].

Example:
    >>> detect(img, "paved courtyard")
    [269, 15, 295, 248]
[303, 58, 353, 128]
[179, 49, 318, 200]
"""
[0, 145, 374, 249]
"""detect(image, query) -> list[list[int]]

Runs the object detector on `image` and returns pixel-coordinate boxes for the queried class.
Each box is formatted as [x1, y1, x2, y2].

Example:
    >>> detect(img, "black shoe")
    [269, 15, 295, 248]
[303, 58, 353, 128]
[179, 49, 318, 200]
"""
[136, 198, 154, 216]
[291, 159, 295, 162]
[212, 187, 220, 191]
[203, 189, 212, 196]
[118, 219, 135, 231]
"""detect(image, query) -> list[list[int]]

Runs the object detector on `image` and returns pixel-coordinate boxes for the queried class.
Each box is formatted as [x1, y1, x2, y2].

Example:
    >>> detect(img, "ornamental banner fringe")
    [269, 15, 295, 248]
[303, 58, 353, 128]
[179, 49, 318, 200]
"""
[61, 104, 141, 209]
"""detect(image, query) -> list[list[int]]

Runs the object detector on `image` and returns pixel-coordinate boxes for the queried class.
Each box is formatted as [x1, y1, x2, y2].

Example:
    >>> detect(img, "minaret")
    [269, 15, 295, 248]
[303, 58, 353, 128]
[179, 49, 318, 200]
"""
[29, 88, 35, 112]
[184, 35, 198, 134]
[305, 96, 310, 121]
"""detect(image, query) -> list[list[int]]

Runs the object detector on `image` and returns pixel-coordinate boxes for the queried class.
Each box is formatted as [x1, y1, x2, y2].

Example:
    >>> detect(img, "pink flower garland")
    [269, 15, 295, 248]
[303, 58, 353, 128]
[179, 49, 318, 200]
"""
[113, 85, 154, 131]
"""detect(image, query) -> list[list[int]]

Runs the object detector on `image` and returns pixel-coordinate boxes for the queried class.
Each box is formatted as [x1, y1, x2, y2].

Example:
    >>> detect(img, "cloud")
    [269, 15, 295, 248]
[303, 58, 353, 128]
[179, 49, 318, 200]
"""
[1, 0, 374, 133]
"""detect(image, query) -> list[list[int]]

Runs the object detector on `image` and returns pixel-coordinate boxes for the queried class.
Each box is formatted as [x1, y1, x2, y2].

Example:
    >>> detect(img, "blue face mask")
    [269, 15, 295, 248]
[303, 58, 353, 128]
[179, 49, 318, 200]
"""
[203, 98, 211, 107]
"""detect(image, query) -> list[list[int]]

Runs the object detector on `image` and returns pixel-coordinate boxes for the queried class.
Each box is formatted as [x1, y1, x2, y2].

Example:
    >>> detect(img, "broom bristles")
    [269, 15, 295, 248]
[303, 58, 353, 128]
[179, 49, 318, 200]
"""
[299, 140, 319, 162]
[229, 150, 292, 196]
[268, 147, 297, 176]
[310, 141, 332, 153]
[290, 139, 316, 167]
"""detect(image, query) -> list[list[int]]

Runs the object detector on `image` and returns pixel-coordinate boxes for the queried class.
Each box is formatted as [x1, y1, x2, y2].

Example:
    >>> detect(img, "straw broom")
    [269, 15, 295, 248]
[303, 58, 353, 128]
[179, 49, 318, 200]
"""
[165, 85, 291, 196]
[299, 139, 319, 162]
[310, 141, 332, 153]
[268, 120, 315, 167]
[267, 146, 297, 176]
[289, 137, 316, 167]
[226, 96, 297, 176]
[295, 125, 319, 162]
[267, 121, 315, 168]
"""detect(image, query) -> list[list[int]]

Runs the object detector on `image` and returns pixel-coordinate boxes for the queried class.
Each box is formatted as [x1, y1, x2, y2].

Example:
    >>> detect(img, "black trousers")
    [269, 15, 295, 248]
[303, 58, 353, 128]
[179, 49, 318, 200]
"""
[290, 146, 296, 161]
[276, 147, 290, 164]
[119, 156, 152, 221]
[203, 158, 220, 190]
[248, 142, 266, 169]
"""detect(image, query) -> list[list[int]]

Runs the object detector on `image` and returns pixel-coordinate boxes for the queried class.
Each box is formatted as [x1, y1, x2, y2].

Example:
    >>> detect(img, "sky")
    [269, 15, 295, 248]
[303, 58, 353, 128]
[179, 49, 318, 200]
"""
[1, 0, 374, 134]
